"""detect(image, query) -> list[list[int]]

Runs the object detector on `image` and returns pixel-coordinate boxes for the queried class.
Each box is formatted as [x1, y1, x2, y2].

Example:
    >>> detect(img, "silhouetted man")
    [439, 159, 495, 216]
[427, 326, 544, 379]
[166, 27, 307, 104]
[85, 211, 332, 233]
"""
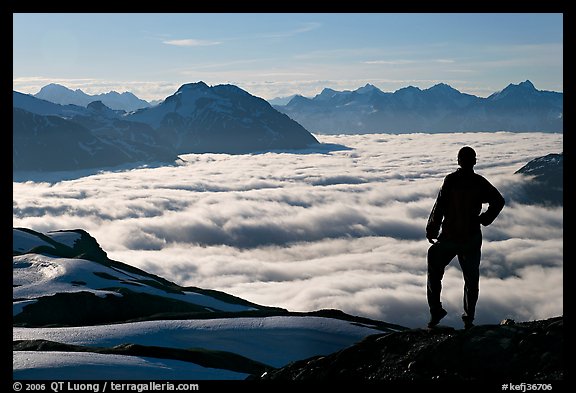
[426, 146, 505, 329]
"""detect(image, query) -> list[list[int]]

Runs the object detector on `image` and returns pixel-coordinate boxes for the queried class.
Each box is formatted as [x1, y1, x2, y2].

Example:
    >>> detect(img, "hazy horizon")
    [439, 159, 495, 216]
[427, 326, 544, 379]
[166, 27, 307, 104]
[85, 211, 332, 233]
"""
[15, 78, 563, 107]
[13, 13, 563, 101]
[12, 132, 563, 329]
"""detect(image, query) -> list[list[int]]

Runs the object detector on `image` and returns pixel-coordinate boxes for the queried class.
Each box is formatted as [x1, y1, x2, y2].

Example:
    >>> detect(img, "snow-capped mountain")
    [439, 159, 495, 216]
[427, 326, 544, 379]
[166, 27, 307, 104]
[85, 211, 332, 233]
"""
[274, 81, 562, 134]
[13, 227, 403, 379]
[13, 82, 319, 173]
[127, 82, 319, 154]
[13, 227, 273, 326]
[35, 83, 151, 112]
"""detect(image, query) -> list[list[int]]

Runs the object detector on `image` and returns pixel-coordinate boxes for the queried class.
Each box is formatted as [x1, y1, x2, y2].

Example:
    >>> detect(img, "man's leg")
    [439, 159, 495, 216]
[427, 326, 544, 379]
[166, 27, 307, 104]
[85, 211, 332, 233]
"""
[457, 236, 482, 328]
[427, 241, 456, 326]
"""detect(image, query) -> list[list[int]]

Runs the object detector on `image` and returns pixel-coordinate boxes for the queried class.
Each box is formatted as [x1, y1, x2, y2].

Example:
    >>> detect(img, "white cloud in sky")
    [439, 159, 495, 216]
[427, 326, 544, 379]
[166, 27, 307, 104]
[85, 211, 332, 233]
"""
[363, 59, 455, 65]
[259, 22, 322, 38]
[162, 39, 222, 47]
[12, 132, 563, 328]
[363, 60, 417, 65]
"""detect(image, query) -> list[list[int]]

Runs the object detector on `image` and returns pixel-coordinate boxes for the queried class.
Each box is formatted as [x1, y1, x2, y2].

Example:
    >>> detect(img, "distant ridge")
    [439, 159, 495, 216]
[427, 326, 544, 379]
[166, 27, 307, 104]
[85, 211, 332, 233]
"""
[35, 83, 151, 112]
[273, 80, 563, 134]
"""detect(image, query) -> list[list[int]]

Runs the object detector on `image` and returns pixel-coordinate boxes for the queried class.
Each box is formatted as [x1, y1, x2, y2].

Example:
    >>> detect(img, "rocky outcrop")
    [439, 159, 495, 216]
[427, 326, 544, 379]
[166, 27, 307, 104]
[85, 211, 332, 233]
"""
[514, 153, 563, 206]
[258, 316, 563, 381]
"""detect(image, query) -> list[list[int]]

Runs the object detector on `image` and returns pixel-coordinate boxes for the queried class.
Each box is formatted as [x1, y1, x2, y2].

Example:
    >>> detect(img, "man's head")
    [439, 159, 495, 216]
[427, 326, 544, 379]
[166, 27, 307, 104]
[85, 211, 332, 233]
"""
[458, 146, 476, 169]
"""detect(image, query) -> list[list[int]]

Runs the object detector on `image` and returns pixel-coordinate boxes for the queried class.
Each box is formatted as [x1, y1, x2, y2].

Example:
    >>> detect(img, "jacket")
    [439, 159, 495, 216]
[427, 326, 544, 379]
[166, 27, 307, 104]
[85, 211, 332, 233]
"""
[426, 168, 505, 243]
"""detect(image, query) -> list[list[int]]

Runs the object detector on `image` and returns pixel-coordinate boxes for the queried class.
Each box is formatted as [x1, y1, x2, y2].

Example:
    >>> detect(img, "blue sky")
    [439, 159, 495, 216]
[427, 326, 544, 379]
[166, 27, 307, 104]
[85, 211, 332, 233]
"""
[13, 13, 563, 101]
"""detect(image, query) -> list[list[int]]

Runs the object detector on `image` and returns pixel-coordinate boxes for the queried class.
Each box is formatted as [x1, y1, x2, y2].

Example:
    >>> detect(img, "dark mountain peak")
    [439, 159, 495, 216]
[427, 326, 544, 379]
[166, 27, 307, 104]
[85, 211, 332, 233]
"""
[504, 80, 537, 93]
[165, 82, 252, 107]
[393, 86, 422, 103]
[37, 83, 69, 93]
[176, 81, 209, 93]
[213, 83, 251, 97]
[320, 87, 338, 94]
[315, 88, 339, 100]
[286, 94, 312, 106]
[395, 85, 422, 94]
[87, 100, 110, 112]
[491, 80, 538, 100]
[427, 82, 459, 93]
[518, 80, 536, 90]
[86, 100, 125, 117]
[355, 83, 381, 95]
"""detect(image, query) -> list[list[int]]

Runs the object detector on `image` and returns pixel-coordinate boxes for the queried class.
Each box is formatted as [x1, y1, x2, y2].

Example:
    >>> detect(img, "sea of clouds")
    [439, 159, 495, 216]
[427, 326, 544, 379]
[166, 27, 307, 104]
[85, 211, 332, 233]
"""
[13, 132, 563, 328]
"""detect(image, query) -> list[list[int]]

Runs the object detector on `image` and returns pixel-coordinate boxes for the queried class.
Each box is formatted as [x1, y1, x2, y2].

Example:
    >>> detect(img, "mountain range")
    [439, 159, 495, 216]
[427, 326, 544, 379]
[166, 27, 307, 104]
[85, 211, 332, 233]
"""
[34, 83, 154, 112]
[13, 82, 319, 173]
[273, 80, 563, 134]
[13, 226, 563, 381]
[13, 80, 563, 174]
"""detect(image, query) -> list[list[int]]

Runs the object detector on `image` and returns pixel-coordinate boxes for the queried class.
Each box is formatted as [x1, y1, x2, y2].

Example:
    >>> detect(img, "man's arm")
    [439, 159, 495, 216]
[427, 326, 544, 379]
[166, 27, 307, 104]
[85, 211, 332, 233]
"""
[426, 188, 445, 242]
[479, 180, 505, 226]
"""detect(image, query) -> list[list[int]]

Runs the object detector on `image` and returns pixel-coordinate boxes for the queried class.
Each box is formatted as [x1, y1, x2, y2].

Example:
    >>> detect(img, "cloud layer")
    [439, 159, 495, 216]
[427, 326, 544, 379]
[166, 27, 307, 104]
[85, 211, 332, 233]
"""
[13, 132, 563, 328]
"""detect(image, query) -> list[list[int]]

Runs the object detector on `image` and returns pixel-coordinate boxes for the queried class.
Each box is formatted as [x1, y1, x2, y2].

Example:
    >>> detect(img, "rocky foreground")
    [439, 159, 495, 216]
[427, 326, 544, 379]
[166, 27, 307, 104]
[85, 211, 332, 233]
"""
[256, 316, 563, 382]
